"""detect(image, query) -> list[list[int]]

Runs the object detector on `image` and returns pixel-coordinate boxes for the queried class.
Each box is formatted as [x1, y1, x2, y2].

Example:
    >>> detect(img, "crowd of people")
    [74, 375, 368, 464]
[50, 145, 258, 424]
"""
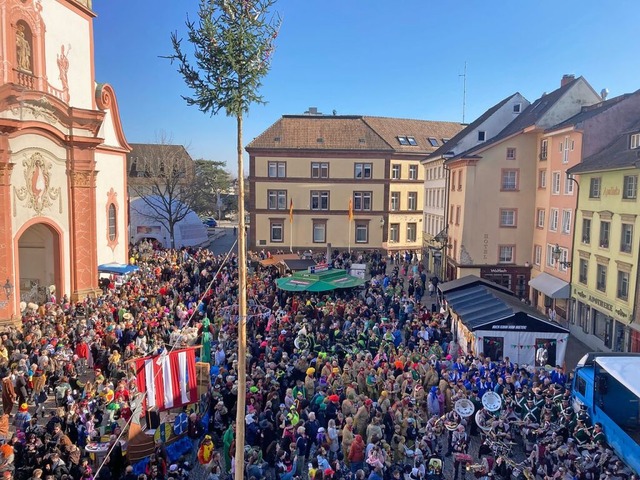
[0, 242, 636, 480]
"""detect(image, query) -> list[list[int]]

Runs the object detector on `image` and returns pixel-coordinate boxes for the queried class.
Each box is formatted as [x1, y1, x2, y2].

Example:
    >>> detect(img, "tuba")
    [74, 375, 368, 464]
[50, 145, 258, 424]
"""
[475, 409, 493, 433]
[455, 398, 476, 418]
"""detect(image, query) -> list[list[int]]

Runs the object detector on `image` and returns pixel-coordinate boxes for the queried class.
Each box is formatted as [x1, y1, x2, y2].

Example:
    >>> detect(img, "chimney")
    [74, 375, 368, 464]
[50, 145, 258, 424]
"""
[561, 74, 575, 87]
[304, 107, 322, 116]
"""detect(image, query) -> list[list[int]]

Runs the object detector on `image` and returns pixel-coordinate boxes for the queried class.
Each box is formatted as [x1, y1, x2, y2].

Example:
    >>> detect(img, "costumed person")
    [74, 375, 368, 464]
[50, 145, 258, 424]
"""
[222, 422, 235, 473]
[200, 317, 213, 364]
[197, 435, 215, 465]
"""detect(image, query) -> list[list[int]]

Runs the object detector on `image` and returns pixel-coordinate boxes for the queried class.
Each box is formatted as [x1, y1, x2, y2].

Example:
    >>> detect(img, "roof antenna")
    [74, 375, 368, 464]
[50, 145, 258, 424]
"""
[459, 61, 467, 124]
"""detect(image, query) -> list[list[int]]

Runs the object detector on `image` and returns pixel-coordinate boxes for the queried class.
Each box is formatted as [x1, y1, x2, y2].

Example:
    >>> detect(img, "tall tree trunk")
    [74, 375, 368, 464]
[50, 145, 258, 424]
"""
[234, 112, 247, 480]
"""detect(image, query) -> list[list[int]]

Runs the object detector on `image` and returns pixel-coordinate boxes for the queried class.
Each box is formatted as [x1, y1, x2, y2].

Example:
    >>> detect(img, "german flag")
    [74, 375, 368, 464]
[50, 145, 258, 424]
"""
[348, 198, 353, 221]
[289, 198, 294, 224]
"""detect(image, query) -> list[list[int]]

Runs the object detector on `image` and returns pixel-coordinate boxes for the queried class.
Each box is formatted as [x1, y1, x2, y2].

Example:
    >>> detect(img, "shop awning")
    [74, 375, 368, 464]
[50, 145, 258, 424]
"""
[276, 268, 366, 292]
[98, 263, 139, 275]
[528, 272, 570, 299]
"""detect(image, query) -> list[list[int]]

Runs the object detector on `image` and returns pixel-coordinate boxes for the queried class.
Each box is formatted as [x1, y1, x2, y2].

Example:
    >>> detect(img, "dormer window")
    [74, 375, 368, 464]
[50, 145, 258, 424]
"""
[631, 133, 640, 149]
[513, 103, 521, 113]
[478, 131, 486, 142]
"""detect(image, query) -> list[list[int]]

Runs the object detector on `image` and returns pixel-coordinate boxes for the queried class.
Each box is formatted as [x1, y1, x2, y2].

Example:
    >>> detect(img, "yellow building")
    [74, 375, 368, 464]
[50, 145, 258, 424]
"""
[568, 122, 640, 352]
[246, 112, 462, 253]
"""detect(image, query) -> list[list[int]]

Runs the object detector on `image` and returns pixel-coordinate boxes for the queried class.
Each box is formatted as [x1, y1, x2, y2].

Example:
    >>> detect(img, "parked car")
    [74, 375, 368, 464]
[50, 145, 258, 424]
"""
[202, 217, 217, 228]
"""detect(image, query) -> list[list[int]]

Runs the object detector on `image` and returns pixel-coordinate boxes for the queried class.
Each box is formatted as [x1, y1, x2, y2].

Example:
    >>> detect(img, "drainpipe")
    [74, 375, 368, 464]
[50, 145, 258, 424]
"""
[442, 160, 452, 282]
[567, 173, 580, 327]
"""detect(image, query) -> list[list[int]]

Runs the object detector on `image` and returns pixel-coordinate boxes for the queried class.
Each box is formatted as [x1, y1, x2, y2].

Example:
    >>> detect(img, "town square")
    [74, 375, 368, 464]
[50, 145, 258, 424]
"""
[0, 1, 638, 480]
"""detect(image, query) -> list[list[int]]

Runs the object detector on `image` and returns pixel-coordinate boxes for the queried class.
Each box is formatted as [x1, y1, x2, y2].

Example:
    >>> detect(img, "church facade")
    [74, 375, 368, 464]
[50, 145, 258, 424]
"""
[0, 0, 130, 322]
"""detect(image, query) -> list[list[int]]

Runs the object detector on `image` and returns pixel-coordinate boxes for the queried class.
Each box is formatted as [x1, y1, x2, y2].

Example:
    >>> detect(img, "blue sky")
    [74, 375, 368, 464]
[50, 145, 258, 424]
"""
[93, 0, 640, 175]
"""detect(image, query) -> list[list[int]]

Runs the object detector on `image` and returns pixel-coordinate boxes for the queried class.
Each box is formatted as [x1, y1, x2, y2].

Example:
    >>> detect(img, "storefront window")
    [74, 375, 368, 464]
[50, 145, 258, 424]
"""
[614, 322, 626, 352]
[593, 310, 613, 349]
[578, 302, 590, 333]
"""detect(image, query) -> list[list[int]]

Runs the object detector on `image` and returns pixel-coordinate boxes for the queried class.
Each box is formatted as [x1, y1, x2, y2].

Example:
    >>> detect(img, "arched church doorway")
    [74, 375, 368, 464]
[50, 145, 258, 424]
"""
[17, 223, 61, 304]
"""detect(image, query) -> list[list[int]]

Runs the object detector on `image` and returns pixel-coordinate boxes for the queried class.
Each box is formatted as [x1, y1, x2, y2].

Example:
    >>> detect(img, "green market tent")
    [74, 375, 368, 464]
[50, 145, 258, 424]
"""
[276, 268, 366, 292]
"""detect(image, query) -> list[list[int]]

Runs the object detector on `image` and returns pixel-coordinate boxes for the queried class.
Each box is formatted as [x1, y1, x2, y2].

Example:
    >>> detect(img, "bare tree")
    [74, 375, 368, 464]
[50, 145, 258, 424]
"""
[128, 134, 196, 248]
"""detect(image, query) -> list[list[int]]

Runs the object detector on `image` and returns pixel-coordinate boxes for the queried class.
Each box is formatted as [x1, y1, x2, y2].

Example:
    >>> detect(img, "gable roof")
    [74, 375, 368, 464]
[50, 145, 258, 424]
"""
[568, 118, 640, 174]
[246, 115, 463, 153]
[446, 76, 588, 162]
[128, 143, 192, 162]
[426, 93, 521, 159]
[546, 92, 635, 132]
[246, 116, 392, 151]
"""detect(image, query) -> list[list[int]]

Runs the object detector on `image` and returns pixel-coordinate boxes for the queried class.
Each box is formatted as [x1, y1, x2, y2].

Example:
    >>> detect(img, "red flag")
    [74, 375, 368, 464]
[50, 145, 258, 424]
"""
[134, 348, 197, 411]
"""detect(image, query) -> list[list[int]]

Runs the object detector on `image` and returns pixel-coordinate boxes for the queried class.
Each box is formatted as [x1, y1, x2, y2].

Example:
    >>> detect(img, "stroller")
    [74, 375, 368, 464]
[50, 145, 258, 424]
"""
[425, 454, 444, 480]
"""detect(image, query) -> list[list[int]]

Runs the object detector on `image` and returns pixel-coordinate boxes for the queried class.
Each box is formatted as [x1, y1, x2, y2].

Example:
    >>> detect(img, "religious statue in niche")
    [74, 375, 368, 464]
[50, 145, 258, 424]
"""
[16, 23, 32, 72]
[57, 45, 70, 93]
[14, 152, 61, 216]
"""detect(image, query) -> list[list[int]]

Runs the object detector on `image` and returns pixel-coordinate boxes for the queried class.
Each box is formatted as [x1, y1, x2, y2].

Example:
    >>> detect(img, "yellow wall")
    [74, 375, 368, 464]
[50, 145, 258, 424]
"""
[571, 168, 639, 323]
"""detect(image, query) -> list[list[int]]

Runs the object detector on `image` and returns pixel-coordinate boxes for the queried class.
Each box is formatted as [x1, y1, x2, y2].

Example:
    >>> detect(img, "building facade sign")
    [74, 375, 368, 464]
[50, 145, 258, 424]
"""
[573, 287, 631, 322]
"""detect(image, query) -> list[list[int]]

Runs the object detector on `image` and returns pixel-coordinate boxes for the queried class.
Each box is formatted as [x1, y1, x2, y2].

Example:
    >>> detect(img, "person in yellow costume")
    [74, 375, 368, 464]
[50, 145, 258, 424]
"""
[198, 435, 215, 465]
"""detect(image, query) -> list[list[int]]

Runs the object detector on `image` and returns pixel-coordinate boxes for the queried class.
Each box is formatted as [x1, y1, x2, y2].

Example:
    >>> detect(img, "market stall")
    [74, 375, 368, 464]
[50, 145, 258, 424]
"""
[440, 275, 569, 367]
[276, 266, 366, 292]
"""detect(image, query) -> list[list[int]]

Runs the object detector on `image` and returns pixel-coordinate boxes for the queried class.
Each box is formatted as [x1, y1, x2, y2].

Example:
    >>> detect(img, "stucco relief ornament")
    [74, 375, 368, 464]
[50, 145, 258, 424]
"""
[459, 245, 474, 265]
[14, 152, 61, 216]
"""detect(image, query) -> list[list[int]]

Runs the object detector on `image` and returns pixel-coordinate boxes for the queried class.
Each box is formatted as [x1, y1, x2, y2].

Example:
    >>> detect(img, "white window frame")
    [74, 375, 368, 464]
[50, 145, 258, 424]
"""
[501, 170, 518, 190]
[408, 165, 418, 180]
[500, 209, 516, 227]
[355, 223, 368, 243]
[582, 218, 591, 244]
[390, 192, 400, 211]
[268, 161, 286, 178]
[596, 264, 607, 292]
[546, 244, 556, 267]
[353, 192, 372, 211]
[600, 220, 610, 248]
[310, 191, 329, 211]
[498, 245, 514, 263]
[540, 139, 548, 160]
[561, 209, 572, 234]
[506, 147, 516, 160]
[406, 223, 417, 242]
[562, 136, 570, 164]
[311, 162, 329, 179]
[407, 192, 418, 211]
[552, 171, 561, 195]
[312, 222, 326, 243]
[549, 208, 559, 232]
[537, 209, 545, 228]
[539, 170, 547, 188]
[564, 174, 575, 195]
[534, 245, 542, 265]
[389, 223, 399, 243]
[391, 164, 401, 180]
[623, 175, 638, 199]
[268, 190, 287, 210]
[270, 222, 284, 243]
[355, 163, 372, 179]
[631, 133, 640, 149]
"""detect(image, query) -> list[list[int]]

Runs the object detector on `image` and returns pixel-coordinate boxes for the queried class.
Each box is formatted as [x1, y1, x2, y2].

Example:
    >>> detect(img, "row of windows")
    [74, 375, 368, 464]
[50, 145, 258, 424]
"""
[397, 136, 445, 147]
[536, 208, 572, 234]
[539, 137, 575, 162]
[425, 188, 444, 208]
[267, 191, 420, 211]
[533, 244, 569, 272]
[577, 260, 630, 301]
[537, 171, 575, 194]
[268, 161, 375, 179]
[579, 217, 633, 252]
[391, 164, 419, 180]
[426, 166, 444, 181]
[589, 175, 638, 200]
[268, 221, 419, 244]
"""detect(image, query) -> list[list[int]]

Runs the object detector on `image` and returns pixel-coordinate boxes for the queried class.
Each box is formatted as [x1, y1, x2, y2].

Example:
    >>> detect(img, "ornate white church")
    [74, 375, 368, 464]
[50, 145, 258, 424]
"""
[0, 0, 130, 322]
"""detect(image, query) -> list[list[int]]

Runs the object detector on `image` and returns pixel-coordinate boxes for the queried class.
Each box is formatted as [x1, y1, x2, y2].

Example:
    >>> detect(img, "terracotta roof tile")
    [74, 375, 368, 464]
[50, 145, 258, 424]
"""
[246, 115, 463, 153]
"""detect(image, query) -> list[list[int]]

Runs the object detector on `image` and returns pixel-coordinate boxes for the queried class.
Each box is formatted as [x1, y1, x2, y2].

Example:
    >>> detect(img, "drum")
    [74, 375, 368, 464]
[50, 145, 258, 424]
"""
[455, 398, 475, 418]
[482, 391, 502, 412]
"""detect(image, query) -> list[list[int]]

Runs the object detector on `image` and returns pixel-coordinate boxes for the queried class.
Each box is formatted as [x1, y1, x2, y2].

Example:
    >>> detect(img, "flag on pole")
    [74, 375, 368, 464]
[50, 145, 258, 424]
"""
[134, 348, 198, 411]
[289, 198, 294, 223]
[348, 198, 353, 221]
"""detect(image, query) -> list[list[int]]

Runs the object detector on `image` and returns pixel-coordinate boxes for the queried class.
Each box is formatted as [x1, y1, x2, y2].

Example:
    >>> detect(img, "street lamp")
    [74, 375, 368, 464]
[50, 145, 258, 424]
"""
[3, 279, 13, 299]
[552, 243, 572, 268]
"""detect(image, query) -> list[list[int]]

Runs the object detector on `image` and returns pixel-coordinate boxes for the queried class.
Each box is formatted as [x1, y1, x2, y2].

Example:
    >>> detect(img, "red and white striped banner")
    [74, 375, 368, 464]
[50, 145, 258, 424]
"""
[134, 348, 198, 411]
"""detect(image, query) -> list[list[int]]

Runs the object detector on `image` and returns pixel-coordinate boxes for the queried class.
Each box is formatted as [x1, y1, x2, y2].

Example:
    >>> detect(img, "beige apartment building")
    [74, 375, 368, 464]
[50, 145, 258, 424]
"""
[443, 76, 601, 297]
[246, 112, 462, 252]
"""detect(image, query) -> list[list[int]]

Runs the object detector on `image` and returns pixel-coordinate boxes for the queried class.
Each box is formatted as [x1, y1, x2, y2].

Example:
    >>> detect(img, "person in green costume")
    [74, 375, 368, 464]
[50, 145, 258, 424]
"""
[201, 317, 213, 364]
[222, 421, 236, 473]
